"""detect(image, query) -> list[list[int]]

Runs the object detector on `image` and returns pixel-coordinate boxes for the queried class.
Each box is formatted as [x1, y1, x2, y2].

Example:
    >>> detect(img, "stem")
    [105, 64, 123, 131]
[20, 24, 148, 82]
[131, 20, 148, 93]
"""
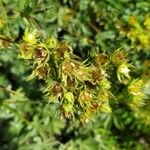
[89, 22, 99, 33]
[0, 85, 16, 94]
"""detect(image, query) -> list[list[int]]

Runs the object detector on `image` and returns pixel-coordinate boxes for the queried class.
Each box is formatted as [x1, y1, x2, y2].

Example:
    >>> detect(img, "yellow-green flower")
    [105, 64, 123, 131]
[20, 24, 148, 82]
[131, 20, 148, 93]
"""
[19, 43, 34, 59]
[117, 63, 131, 83]
[99, 78, 111, 90]
[33, 44, 49, 62]
[98, 90, 109, 102]
[128, 79, 143, 96]
[23, 29, 37, 44]
[78, 90, 92, 107]
[46, 36, 57, 49]
[138, 34, 149, 46]
[62, 102, 74, 118]
[111, 49, 127, 65]
[128, 16, 141, 30]
[64, 92, 74, 103]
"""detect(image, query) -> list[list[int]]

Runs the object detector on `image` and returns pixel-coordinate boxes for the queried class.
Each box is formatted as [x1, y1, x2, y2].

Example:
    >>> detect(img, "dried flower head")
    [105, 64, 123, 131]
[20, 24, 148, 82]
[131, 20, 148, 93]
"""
[62, 61, 75, 75]
[51, 84, 63, 97]
[33, 45, 48, 62]
[91, 68, 104, 85]
[95, 53, 109, 65]
[54, 43, 73, 59]
[35, 64, 49, 79]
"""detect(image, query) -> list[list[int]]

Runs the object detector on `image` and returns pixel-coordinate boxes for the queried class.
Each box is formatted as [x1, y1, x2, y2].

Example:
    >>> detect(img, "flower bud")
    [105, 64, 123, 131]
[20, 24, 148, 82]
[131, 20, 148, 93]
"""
[128, 79, 143, 96]
[46, 36, 57, 49]
[95, 53, 109, 65]
[51, 84, 63, 97]
[19, 43, 33, 59]
[23, 29, 37, 44]
[117, 63, 130, 83]
[111, 49, 126, 65]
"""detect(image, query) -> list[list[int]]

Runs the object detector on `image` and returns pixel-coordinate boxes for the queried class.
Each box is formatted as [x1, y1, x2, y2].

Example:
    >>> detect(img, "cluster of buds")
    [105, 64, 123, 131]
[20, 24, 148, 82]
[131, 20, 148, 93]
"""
[19, 28, 112, 121]
[78, 75, 111, 123]
[19, 29, 53, 80]
[17, 28, 146, 122]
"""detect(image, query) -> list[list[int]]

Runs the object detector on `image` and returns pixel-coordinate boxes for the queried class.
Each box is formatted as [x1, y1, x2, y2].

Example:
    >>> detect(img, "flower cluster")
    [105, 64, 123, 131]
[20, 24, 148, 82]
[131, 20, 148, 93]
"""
[18, 29, 113, 122]
[118, 15, 150, 51]
[17, 29, 146, 123]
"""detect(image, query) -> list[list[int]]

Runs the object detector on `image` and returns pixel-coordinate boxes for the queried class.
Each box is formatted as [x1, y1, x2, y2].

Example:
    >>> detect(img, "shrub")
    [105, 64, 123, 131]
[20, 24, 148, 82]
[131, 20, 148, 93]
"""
[0, 0, 150, 149]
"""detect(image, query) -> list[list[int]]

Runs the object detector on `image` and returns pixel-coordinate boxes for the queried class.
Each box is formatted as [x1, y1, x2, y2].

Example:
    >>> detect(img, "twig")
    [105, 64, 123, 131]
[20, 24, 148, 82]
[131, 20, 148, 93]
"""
[89, 22, 100, 33]
[0, 85, 16, 94]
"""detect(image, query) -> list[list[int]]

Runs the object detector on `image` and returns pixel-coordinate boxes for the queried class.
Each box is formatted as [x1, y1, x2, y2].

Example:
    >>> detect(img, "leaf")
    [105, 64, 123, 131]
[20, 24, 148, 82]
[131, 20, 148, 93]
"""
[96, 31, 115, 44]
[18, 0, 28, 11]
[112, 115, 124, 129]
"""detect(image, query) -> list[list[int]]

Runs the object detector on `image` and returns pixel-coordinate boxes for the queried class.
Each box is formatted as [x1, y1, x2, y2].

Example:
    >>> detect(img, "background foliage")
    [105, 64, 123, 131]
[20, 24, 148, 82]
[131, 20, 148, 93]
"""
[0, 0, 150, 149]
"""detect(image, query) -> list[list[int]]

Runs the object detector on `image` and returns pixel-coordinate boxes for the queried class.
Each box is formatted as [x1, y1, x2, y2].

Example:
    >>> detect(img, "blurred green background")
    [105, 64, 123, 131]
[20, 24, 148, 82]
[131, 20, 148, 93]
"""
[0, 0, 150, 149]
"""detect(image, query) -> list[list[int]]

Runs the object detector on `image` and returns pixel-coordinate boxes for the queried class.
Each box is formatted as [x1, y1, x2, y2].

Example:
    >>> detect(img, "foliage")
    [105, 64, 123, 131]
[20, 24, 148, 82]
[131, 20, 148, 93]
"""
[0, 0, 150, 149]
